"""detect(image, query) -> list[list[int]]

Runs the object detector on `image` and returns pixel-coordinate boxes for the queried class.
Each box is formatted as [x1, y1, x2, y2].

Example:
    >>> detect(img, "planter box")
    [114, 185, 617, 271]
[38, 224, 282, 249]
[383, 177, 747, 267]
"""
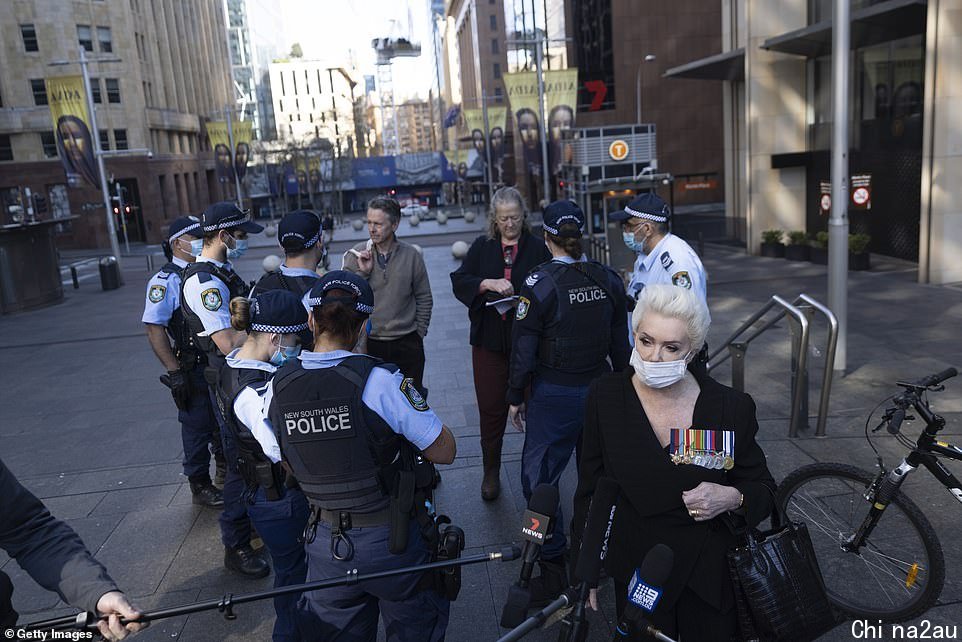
[785, 244, 810, 261]
[760, 242, 785, 258]
[810, 247, 828, 265]
[850, 252, 871, 271]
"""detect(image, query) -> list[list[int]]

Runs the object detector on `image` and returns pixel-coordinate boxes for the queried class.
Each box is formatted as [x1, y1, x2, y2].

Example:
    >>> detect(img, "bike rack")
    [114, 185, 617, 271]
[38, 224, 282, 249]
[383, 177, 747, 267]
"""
[708, 293, 839, 438]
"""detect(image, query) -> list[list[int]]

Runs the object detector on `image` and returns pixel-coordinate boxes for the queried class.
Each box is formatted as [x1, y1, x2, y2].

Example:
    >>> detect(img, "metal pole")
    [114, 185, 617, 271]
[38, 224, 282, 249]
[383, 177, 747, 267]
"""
[226, 107, 243, 207]
[534, 36, 550, 206]
[828, 0, 850, 373]
[79, 47, 123, 266]
[115, 183, 130, 254]
[636, 64, 642, 124]
[481, 95, 494, 202]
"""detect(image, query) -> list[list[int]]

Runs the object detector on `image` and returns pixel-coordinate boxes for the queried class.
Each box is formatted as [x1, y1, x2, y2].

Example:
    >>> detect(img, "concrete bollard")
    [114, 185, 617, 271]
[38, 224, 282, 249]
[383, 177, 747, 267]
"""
[452, 240, 469, 259]
[464, 211, 476, 223]
[436, 213, 448, 225]
[263, 254, 282, 273]
[352, 219, 364, 231]
[265, 224, 277, 238]
[409, 215, 420, 227]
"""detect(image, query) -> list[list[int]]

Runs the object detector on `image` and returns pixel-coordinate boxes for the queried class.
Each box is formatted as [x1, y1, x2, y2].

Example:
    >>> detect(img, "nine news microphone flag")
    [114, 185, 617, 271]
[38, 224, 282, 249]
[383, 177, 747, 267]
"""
[614, 544, 676, 642]
[500, 483, 559, 629]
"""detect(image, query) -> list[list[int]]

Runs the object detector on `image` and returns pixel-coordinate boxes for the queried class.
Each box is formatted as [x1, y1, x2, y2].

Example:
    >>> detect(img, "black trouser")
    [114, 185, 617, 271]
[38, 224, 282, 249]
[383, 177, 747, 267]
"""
[0, 571, 16, 629]
[615, 578, 737, 642]
[367, 331, 427, 396]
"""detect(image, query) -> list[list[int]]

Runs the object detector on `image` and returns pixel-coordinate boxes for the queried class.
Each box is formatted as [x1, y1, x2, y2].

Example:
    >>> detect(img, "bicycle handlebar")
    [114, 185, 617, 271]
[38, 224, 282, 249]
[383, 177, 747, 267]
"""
[914, 367, 958, 388]
[886, 408, 906, 435]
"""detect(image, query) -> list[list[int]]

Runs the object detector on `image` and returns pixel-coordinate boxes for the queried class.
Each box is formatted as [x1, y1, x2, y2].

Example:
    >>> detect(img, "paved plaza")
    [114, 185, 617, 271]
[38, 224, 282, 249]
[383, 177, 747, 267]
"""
[2, 215, 961, 640]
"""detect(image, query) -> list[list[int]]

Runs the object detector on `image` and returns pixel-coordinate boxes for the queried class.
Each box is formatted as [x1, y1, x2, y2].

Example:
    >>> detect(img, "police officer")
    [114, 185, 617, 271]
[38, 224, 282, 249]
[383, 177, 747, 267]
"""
[263, 271, 456, 640]
[143, 216, 224, 507]
[506, 200, 631, 605]
[180, 201, 270, 578]
[611, 193, 708, 307]
[216, 290, 311, 641]
[250, 209, 324, 306]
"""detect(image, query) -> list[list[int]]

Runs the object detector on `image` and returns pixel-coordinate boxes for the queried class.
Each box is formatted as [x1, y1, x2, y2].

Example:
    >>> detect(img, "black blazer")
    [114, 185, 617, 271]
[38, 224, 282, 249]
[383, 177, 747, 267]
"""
[450, 231, 550, 353]
[571, 367, 775, 614]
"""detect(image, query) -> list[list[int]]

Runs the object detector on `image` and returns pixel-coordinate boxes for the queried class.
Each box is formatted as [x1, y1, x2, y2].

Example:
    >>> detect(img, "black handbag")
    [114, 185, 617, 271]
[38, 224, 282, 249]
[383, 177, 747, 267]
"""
[726, 489, 839, 641]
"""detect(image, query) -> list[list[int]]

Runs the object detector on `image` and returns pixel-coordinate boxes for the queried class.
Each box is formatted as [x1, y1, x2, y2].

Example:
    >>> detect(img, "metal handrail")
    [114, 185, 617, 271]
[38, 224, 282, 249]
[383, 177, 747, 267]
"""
[707, 293, 837, 438]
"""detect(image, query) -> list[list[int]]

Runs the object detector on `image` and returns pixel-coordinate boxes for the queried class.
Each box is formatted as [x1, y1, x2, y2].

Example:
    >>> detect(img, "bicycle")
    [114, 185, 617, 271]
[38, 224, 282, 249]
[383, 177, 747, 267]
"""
[775, 367, 960, 622]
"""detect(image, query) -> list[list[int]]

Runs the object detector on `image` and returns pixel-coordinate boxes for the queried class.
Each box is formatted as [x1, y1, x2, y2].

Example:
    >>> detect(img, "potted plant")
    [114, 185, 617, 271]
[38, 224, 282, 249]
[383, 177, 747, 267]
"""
[810, 231, 829, 265]
[785, 230, 810, 261]
[849, 233, 871, 271]
[760, 229, 785, 258]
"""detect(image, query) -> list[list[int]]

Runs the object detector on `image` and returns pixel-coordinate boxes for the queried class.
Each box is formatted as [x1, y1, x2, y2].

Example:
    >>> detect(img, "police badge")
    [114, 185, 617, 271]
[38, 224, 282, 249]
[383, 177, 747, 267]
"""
[400, 378, 429, 411]
[515, 296, 530, 320]
[148, 285, 166, 303]
[201, 287, 223, 311]
[671, 271, 692, 289]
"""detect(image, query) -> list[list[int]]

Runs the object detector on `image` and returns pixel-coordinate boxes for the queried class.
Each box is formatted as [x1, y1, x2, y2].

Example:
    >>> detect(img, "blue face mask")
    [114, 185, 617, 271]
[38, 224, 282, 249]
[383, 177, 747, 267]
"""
[270, 342, 301, 367]
[189, 238, 204, 257]
[226, 235, 248, 260]
[623, 231, 646, 254]
[365, 319, 373, 336]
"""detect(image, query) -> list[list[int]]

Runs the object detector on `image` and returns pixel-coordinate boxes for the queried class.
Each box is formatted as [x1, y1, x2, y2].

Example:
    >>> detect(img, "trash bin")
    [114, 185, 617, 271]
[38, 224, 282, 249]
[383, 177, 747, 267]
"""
[99, 256, 121, 291]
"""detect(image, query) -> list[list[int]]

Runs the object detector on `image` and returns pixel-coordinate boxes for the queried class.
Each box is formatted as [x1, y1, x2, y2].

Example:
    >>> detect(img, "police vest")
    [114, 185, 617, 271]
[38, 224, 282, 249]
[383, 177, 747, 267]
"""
[268, 355, 404, 511]
[180, 261, 250, 360]
[538, 261, 615, 373]
[159, 262, 200, 364]
[254, 270, 318, 298]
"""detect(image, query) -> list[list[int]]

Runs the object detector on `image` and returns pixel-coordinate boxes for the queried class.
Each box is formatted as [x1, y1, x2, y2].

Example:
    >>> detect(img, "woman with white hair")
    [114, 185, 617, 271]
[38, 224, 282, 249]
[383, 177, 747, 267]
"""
[571, 284, 775, 641]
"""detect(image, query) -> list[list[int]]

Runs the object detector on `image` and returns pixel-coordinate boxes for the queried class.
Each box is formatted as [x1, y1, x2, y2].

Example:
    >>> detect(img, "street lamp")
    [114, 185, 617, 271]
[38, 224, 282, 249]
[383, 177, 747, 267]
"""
[635, 54, 657, 124]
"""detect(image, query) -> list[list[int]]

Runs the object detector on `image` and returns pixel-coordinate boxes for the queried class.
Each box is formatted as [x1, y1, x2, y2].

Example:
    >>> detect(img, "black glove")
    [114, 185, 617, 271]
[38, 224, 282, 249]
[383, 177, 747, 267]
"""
[166, 369, 190, 411]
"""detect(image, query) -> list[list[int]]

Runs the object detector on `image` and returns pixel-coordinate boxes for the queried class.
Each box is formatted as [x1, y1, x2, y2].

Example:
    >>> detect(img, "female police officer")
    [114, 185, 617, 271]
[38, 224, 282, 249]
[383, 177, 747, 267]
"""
[217, 289, 312, 641]
[261, 270, 456, 641]
[506, 200, 631, 605]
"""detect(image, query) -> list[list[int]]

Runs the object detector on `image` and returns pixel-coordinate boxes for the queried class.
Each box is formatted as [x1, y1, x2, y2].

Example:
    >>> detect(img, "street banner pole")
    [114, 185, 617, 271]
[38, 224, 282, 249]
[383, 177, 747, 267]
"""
[534, 37, 550, 206]
[829, 0, 850, 373]
[226, 107, 243, 208]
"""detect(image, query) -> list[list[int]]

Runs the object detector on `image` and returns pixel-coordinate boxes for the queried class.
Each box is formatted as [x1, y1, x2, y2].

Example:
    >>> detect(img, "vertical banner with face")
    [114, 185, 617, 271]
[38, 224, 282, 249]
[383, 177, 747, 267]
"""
[544, 69, 578, 176]
[486, 106, 507, 184]
[462, 109, 488, 180]
[207, 122, 235, 182]
[504, 71, 542, 184]
[232, 121, 253, 180]
[47, 75, 99, 188]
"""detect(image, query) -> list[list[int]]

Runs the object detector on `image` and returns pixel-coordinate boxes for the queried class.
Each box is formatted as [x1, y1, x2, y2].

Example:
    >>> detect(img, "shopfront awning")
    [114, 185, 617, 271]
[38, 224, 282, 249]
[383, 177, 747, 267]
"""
[663, 48, 745, 81]
[760, 0, 927, 58]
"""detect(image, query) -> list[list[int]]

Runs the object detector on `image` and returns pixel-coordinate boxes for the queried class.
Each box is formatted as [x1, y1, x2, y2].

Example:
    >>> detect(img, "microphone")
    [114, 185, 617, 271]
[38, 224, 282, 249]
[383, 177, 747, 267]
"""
[613, 544, 676, 642]
[500, 484, 560, 628]
[560, 477, 620, 642]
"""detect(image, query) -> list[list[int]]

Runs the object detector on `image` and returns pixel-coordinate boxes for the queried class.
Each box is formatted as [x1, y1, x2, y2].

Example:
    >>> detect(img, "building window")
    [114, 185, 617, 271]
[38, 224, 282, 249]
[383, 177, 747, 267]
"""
[0, 135, 12, 161]
[494, 86, 503, 103]
[30, 79, 47, 105]
[490, 14, 497, 29]
[77, 25, 93, 51]
[114, 129, 128, 150]
[97, 26, 112, 52]
[491, 39, 499, 54]
[105, 78, 120, 103]
[41, 132, 58, 158]
[91, 78, 102, 103]
[292, 70, 298, 95]
[493, 63, 501, 79]
[280, 72, 286, 96]
[21, 24, 38, 52]
[99, 130, 110, 150]
[278, 98, 283, 111]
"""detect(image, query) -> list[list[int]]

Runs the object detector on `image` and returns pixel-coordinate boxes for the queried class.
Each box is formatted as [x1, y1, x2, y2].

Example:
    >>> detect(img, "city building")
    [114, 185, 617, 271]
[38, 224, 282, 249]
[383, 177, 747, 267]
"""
[268, 59, 359, 157]
[225, 0, 285, 142]
[397, 98, 437, 153]
[666, 0, 960, 284]
[0, 0, 233, 248]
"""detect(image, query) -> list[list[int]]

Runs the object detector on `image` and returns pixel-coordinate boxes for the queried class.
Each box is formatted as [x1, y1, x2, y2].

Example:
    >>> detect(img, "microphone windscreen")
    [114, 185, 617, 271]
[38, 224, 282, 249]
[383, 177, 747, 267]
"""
[573, 477, 620, 584]
[638, 543, 674, 587]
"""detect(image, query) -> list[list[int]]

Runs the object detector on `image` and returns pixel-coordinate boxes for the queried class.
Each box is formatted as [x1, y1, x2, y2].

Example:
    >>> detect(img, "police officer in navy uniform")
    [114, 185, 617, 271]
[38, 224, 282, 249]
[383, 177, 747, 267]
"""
[506, 200, 631, 605]
[142, 215, 224, 507]
[263, 271, 456, 640]
[180, 201, 270, 578]
[216, 290, 311, 641]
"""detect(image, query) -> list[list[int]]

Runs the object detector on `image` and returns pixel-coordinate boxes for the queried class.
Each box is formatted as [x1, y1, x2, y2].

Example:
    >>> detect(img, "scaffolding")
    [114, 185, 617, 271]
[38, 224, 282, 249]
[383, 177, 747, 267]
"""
[372, 36, 421, 156]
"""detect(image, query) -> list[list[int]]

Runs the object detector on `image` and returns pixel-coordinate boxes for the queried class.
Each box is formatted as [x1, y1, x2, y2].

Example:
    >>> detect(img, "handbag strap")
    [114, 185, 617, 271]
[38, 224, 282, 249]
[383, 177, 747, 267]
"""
[724, 481, 784, 541]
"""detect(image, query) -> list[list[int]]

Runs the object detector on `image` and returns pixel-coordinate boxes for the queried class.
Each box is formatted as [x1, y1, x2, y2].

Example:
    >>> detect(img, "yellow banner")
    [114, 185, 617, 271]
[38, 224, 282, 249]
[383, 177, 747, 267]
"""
[504, 69, 578, 179]
[207, 120, 253, 182]
[233, 120, 252, 179]
[487, 106, 507, 183]
[47, 75, 98, 187]
[545, 69, 578, 175]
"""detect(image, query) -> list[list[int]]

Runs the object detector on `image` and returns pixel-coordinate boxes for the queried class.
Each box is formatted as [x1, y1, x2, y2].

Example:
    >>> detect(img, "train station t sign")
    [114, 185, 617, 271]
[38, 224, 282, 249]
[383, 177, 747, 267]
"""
[608, 139, 629, 161]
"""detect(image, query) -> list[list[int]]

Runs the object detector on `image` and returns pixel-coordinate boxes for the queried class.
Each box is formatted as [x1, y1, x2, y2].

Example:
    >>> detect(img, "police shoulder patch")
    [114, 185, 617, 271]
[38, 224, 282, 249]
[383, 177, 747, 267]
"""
[201, 287, 223, 311]
[660, 251, 674, 270]
[157, 271, 170, 280]
[148, 284, 166, 303]
[515, 296, 531, 320]
[671, 271, 692, 289]
[400, 377, 429, 411]
[525, 273, 540, 287]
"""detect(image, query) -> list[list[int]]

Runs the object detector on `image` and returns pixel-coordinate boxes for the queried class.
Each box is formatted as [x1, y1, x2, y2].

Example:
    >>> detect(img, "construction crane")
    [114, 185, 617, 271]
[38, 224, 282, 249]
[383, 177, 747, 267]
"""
[372, 16, 420, 156]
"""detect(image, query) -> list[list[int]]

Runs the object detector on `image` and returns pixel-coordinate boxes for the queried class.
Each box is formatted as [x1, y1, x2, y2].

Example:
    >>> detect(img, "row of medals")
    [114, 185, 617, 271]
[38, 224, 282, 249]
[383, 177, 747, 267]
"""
[671, 450, 734, 470]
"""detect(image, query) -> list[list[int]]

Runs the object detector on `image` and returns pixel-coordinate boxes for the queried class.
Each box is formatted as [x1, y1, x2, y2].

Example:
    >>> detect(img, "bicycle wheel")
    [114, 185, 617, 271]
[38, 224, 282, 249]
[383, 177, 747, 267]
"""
[776, 462, 945, 622]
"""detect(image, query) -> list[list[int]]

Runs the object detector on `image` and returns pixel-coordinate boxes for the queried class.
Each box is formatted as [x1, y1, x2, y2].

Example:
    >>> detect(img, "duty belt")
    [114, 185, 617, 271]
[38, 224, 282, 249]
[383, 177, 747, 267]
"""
[314, 505, 393, 529]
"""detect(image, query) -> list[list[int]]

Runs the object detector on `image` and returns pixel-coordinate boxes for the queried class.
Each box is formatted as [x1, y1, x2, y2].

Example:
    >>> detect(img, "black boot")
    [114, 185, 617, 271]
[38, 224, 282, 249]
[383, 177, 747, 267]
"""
[189, 482, 224, 508]
[528, 556, 568, 608]
[224, 545, 270, 579]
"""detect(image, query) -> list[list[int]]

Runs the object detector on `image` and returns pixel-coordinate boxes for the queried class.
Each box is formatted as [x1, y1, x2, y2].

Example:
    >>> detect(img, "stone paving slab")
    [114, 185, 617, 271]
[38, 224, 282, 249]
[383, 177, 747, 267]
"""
[3, 226, 962, 638]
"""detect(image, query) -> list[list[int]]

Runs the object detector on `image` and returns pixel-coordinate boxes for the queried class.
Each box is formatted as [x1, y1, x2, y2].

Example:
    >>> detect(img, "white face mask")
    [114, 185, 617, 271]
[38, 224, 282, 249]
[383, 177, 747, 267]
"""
[630, 349, 690, 389]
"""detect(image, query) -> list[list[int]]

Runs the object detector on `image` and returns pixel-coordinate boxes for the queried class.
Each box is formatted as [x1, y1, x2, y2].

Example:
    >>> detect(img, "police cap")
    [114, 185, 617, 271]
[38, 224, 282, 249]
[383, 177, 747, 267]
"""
[249, 289, 310, 334]
[278, 210, 322, 251]
[200, 201, 264, 234]
[609, 192, 670, 223]
[542, 200, 585, 238]
[306, 270, 375, 316]
[167, 215, 201, 241]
